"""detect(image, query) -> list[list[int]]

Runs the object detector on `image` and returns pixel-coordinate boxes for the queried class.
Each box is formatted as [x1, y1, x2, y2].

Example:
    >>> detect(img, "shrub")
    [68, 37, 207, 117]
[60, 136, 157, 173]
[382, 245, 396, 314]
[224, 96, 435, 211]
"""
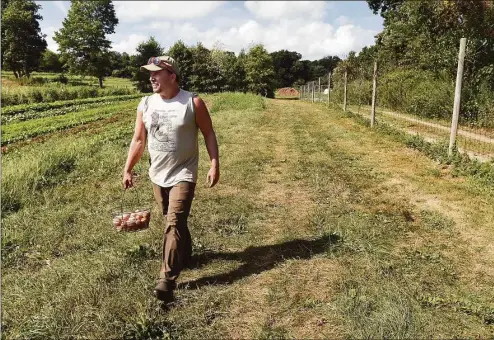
[52, 74, 68, 85]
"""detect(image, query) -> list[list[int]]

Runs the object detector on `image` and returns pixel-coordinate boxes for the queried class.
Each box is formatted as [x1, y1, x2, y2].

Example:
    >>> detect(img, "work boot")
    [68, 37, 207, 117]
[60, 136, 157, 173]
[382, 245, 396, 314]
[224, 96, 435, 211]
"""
[154, 278, 176, 303]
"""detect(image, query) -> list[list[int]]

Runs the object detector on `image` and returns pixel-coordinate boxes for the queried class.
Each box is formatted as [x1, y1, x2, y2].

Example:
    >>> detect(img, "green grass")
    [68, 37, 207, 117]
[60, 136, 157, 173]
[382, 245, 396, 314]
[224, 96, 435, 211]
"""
[2, 93, 494, 338]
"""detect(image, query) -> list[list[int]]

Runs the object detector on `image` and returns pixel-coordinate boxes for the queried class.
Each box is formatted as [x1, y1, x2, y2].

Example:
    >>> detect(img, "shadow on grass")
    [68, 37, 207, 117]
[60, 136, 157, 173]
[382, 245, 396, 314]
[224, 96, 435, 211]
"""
[179, 233, 341, 290]
[274, 97, 299, 101]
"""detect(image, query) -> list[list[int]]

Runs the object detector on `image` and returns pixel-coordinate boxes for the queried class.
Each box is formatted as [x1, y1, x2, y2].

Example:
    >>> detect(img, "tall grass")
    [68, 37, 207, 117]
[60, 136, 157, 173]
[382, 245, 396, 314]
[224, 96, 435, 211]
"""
[331, 68, 494, 128]
[208, 92, 265, 113]
[1, 85, 138, 107]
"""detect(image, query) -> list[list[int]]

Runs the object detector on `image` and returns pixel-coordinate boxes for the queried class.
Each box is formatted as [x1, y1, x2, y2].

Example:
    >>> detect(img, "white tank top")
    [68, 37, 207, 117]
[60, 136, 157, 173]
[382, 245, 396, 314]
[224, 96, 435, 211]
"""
[137, 89, 199, 187]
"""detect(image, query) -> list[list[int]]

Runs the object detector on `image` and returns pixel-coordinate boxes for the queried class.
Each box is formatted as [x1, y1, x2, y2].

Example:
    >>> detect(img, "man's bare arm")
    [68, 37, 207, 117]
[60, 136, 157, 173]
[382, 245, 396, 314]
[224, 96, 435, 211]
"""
[122, 110, 147, 189]
[194, 96, 220, 187]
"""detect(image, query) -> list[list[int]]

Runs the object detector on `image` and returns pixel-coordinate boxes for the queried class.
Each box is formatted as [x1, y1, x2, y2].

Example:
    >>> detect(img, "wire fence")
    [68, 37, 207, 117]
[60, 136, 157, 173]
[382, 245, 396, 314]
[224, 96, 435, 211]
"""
[299, 39, 494, 163]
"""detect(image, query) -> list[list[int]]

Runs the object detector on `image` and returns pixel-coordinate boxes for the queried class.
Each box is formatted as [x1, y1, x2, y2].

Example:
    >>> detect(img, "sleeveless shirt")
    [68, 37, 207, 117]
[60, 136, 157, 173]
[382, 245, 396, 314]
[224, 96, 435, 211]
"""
[137, 89, 199, 187]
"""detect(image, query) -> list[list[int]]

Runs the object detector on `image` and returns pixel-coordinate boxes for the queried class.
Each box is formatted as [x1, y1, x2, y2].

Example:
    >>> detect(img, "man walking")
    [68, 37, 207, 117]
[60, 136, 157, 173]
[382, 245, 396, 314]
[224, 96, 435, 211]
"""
[122, 56, 220, 303]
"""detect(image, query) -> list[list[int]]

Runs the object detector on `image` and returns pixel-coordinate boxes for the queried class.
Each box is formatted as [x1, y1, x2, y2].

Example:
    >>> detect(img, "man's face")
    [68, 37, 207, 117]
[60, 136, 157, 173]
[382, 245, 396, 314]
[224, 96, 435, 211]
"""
[149, 69, 175, 93]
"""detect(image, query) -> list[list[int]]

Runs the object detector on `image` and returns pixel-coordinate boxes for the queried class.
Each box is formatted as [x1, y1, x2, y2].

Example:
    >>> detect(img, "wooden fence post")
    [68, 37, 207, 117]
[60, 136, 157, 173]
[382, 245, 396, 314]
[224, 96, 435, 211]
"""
[312, 82, 315, 103]
[370, 61, 378, 127]
[318, 77, 321, 102]
[327, 72, 331, 105]
[448, 37, 466, 157]
[343, 70, 348, 112]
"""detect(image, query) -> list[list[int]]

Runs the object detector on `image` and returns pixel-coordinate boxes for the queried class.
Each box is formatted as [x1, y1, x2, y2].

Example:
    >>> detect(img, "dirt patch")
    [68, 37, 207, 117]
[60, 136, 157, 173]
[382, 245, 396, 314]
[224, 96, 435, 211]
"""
[276, 87, 300, 97]
[1, 78, 21, 88]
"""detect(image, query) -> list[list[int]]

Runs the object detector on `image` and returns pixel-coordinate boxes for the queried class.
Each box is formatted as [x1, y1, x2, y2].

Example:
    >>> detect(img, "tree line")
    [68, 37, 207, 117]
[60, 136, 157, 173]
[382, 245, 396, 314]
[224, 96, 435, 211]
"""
[1, 0, 341, 97]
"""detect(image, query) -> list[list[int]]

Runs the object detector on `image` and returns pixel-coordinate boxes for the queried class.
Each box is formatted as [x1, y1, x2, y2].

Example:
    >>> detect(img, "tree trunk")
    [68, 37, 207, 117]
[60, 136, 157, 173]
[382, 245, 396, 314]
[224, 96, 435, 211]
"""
[98, 76, 103, 88]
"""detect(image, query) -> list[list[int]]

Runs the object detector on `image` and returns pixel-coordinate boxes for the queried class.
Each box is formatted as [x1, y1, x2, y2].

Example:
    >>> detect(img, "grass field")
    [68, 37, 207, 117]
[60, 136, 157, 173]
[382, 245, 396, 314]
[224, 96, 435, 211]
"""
[2, 93, 494, 338]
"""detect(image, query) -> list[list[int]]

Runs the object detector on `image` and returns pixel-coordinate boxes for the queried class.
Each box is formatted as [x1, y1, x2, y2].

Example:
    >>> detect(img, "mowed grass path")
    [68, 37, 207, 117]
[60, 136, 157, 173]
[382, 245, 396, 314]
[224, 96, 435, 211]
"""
[2, 94, 494, 338]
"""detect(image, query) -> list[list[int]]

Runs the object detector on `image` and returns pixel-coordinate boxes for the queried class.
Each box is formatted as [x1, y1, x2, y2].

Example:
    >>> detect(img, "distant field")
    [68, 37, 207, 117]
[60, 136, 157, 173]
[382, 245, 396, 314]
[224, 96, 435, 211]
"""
[1, 71, 133, 87]
[1, 72, 137, 107]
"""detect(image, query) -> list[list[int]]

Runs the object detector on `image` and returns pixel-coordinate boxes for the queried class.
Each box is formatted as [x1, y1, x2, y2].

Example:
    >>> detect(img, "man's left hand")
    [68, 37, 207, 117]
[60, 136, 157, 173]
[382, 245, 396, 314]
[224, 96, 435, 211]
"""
[206, 166, 220, 188]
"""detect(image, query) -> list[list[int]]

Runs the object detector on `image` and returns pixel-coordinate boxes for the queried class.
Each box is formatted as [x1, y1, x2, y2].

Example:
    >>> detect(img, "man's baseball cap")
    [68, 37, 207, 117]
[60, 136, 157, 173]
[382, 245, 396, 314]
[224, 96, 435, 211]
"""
[141, 56, 180, 76]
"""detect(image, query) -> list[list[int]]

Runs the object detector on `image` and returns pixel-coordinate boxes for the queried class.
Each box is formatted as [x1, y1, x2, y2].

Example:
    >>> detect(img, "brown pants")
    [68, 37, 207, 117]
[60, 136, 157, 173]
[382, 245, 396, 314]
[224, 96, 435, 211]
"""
[152, 181, 196, 290]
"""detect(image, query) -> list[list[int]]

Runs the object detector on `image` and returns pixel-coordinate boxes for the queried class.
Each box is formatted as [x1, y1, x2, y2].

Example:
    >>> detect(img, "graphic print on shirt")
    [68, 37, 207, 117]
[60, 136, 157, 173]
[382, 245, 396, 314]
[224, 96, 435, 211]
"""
[149, 109, 177, 152]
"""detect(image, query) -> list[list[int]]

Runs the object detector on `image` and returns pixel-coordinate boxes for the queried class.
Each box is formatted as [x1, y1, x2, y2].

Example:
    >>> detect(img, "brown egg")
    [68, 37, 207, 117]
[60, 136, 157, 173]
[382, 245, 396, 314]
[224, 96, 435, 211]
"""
[122, 213, 130, 221]
[142, 211, 150, 218]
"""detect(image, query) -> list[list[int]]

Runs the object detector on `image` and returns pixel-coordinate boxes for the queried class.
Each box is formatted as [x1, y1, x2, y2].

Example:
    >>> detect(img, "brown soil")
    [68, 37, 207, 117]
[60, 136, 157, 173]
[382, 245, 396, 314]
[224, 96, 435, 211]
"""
[276, 88, 300, 97]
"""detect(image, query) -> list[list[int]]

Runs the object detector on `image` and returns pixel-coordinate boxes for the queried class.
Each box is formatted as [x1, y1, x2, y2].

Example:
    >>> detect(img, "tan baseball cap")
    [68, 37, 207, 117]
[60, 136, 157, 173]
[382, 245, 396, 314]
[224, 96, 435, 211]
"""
[140, 56, 180, 76]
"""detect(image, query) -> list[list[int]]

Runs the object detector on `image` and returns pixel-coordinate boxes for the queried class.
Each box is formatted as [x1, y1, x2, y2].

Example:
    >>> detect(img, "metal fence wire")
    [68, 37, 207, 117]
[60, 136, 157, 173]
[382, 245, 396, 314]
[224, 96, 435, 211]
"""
[299, 38, 494, 163]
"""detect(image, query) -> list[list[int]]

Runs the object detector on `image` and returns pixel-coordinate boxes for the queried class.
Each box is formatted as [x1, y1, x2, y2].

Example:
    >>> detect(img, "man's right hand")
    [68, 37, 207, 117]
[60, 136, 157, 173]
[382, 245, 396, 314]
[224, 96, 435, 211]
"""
[122, 171, 133, 189]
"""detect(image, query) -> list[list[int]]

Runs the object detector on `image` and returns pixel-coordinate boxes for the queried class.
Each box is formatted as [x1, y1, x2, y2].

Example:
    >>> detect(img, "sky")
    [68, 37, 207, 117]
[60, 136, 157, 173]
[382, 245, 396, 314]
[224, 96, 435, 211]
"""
[35, 1, 383, 61]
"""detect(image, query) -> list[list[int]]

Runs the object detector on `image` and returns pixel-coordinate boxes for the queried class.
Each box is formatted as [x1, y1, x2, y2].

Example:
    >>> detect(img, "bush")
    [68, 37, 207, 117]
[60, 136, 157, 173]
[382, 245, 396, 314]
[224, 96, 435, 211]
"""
[44, 88, 60, 102]
[52, 74, 68, 85]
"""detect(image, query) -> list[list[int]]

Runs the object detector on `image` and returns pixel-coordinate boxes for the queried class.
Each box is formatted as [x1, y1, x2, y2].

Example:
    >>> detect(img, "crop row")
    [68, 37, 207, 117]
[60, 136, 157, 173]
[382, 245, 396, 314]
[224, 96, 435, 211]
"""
[2, 95, 143, 124]
[3, 94, 144, 116]
[1, 101, 137, 145]
[1, 85, 138, 107]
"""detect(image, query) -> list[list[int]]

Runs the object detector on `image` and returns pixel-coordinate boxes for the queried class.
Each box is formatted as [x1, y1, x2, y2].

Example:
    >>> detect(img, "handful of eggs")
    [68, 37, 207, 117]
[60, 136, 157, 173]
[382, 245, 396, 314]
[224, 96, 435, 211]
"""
[113, 209, 150, 232]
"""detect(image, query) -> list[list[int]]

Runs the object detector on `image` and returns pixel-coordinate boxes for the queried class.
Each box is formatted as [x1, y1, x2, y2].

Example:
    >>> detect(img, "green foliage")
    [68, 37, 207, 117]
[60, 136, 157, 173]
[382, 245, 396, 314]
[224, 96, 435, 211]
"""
[166, 40, 193, 90]
[189, 42, 223, 93]
[108, 51, 132, 78]
[379, 69, 455, 119]
[53, 0, 118, 88]
[245, 44, 276, 98]
[211, 46, 238, 92]
[346, 0, 494, 125]
[270, 50, 302, 88]
[39, 49, 63, 73]
[130, 37, 164, 93]
[367, 0, 405, 15]
[1, 85, 137, 106]
[1, 0, 47, 78]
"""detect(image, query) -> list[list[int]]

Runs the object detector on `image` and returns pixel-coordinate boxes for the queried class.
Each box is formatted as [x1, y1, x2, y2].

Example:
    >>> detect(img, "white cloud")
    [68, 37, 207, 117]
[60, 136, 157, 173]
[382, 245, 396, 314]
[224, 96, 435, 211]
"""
[114, 1, 225, 22]
[112, 34, 149, 54]
[244, 1, 328, 21]
[122, 17, 378, 60]
[335, 15, 351, 26]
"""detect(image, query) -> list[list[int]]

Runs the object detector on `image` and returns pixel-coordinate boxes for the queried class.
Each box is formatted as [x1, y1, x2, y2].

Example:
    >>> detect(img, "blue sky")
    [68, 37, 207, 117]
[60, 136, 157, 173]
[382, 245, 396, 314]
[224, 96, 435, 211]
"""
[36, 1, 383, 61]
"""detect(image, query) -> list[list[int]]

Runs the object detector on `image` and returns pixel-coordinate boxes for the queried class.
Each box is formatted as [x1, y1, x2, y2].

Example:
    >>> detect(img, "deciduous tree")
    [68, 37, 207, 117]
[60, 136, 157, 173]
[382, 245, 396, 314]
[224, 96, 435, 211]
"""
[245, 44, 276, 97]
[131, 37, 164, 92]
[53, 0, 118, 88]
[1, 0, 47, 78]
